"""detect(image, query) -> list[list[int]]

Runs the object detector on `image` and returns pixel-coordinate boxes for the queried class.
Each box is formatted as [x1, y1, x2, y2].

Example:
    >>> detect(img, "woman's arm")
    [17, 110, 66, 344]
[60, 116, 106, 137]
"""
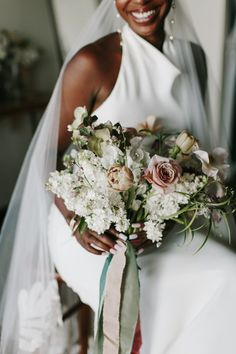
[56, 41, 123, 255]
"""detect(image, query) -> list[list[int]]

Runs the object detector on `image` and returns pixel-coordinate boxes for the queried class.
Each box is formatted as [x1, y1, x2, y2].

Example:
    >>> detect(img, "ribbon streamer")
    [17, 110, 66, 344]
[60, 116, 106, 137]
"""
[94, 242, 140, 354]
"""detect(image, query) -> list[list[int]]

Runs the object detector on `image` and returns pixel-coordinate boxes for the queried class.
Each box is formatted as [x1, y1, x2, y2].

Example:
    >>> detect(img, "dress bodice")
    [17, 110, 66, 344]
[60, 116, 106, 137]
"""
[93, 24, 184, 130]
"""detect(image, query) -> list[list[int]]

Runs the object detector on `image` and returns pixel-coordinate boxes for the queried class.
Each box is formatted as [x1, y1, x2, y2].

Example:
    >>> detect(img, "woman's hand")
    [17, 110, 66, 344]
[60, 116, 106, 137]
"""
[73, 224, 157, 256]
[73, 228, 127, 256]
[73, 221, 176, 256]
[108, 226, 153, 255]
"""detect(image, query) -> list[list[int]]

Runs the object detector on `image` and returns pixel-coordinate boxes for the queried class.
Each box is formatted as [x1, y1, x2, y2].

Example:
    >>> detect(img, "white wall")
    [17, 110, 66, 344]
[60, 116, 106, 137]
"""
[0, 0, 60, 208]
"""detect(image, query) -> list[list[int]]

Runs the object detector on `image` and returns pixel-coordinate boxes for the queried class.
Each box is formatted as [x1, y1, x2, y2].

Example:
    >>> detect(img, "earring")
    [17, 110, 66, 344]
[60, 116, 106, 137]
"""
[169, 0, 176, 41]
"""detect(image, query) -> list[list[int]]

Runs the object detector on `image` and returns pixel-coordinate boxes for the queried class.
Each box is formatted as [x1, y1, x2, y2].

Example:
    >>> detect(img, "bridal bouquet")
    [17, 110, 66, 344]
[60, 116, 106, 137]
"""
[47, 107, 235, 353]
[47, 107, 235, 250]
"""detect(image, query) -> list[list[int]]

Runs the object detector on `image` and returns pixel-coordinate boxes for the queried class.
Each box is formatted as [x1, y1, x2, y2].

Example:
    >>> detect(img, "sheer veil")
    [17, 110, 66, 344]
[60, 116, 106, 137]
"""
[0, 0, 227, 352]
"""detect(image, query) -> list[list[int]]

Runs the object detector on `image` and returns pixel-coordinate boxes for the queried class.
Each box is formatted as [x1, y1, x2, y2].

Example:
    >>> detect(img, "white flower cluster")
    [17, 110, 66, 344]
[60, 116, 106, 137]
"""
[144, 173, 207, 245]
[47, 149, 129, 234]
[144, 220, 166, 247]
[47, 108, 228, 249]
[175, 173, 207, 195]
[126, 137, 150, 183]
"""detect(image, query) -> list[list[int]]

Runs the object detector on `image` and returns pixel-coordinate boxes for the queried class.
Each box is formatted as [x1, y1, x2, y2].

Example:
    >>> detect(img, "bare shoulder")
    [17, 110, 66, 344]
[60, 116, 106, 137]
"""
[64, 32, 121, 82]
[59, 33, 122, 152]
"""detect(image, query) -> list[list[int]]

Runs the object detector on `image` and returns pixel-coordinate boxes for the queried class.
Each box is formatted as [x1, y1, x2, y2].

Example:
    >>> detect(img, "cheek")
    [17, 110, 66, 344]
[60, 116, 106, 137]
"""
[115, 0, 129, 14]
[159, 0, 172, 17]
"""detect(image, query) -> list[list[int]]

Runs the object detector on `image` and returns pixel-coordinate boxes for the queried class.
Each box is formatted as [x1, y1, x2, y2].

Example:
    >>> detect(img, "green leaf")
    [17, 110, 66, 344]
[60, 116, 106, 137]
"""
[126, 186, 136, 209]
[194, 219, 212, 254]
[177, 208, 198, 234]
[222, 212, 232, 245]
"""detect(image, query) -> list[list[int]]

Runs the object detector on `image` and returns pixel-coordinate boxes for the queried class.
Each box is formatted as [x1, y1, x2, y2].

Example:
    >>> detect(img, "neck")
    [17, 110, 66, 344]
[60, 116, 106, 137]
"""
[139, 26, 166, 51]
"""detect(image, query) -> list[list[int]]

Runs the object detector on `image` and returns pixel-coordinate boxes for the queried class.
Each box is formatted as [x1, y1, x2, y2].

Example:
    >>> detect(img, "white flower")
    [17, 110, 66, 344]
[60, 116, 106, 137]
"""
[68, 107, 88, 131]
[145, 189, 188, 220]
[100, 143, 123, 169]
[194, 150, 219, 179]
[197, 207, 211, 218]
[175, 173, 207, 195]
[144, 220, 165, 247]
[194, 147, 230, 181]
[137, 115, 162, 133]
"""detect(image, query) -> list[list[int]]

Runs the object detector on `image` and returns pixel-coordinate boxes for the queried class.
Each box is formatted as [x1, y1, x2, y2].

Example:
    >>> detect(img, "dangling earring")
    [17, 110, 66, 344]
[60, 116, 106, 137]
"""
[169, 0, 176, 42]
[114, 0, 123, 47]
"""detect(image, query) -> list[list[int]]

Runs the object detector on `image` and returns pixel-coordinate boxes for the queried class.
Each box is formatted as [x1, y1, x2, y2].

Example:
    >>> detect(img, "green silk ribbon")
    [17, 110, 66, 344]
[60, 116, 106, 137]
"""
[94, 242, 140, 354]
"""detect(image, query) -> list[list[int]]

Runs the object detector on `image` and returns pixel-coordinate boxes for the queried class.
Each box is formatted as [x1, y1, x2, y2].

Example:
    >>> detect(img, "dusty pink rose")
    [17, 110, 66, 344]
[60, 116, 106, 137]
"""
[143, 155, 182, 192]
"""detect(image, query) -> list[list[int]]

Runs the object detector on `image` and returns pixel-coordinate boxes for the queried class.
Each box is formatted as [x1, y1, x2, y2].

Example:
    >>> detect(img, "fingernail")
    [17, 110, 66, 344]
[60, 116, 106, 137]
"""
[119, 233, 127, 241]
[136, 248, 144, 255]
[114, 244, 124, 251]
[102, 252, 109, 256]
[110, 249, 118, 255]
[129, 234, 138, 240]
[116, 240, 125, 247]
[132, 223, 141, 228]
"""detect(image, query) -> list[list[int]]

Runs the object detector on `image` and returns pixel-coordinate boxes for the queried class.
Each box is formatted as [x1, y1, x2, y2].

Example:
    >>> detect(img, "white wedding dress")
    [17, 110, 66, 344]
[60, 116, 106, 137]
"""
[48, 25, 236, 354]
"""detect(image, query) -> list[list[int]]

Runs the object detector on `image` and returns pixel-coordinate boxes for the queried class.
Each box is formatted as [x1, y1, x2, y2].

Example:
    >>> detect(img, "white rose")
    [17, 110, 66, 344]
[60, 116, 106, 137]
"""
[72, 106, 88, 129]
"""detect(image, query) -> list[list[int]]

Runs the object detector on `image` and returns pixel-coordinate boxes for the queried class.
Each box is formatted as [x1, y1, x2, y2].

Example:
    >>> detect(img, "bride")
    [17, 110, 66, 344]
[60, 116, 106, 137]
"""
[0, 1, 236, 353]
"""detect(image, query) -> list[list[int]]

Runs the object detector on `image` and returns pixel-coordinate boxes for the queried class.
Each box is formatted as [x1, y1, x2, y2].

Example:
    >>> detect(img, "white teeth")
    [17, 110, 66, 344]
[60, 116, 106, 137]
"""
[131, 10, 156, 20]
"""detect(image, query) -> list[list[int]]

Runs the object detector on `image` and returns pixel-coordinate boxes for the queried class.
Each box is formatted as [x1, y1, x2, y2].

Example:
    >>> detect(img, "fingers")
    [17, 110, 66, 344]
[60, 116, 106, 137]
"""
[87, 235, 111, 252]
[86, 243, 103, 255]
[131, 222, 144, 229]
[107, 228, 128, 241]
[89, 230, 117, 249]
[75, 229, 125, 255]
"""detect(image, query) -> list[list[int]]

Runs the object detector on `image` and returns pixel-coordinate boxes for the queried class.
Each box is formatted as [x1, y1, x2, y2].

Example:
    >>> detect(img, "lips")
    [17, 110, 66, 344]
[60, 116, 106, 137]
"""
[130, 8, 159, 24]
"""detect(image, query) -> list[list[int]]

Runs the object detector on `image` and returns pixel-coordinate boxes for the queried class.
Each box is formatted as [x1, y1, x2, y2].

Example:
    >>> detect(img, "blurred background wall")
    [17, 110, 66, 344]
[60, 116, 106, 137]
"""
[51, 0, 98, 57]
[0, 0, 60, 211]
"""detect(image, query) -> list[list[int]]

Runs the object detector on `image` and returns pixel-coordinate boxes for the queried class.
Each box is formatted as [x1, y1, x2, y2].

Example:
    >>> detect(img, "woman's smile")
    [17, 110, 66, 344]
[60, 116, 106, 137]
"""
[115, 1, 172, 46]
[130, 8, 160, 24]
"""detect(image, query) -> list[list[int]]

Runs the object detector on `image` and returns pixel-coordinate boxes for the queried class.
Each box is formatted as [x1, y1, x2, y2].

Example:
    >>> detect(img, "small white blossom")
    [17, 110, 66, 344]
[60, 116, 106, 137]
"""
[144, 220, 165, 247]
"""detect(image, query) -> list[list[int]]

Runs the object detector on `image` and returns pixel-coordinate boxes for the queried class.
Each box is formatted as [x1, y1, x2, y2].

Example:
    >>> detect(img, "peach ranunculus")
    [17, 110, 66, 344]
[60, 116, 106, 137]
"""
[143, 155, 182, 192]
[137, 115, 162, 133]
[107, 165, 134, 192]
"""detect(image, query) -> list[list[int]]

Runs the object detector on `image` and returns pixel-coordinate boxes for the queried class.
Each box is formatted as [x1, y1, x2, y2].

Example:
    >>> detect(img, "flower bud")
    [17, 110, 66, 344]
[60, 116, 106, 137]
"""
[107, 166, 134, 192]
[72, 106, 88, 129]
[176, 130, 198, 154]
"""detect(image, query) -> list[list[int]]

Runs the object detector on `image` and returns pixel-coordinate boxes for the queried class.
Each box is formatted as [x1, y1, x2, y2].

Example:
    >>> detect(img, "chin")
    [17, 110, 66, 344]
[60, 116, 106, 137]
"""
[130, 21, 163, 37]
[128, 17, 163, 37]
